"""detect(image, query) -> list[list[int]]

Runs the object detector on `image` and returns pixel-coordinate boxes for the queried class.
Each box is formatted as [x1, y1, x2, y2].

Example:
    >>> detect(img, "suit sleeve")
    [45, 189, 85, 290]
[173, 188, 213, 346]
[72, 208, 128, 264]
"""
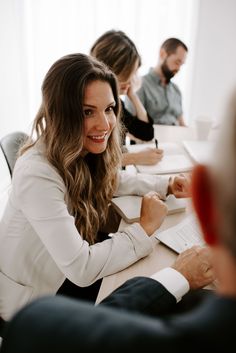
[99, 276, 176, 317]
[0, 295, 181, 353]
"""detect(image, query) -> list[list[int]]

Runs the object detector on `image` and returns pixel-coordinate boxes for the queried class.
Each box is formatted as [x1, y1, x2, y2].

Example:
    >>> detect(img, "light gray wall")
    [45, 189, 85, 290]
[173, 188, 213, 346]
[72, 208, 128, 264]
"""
[189, 0, 236, 124]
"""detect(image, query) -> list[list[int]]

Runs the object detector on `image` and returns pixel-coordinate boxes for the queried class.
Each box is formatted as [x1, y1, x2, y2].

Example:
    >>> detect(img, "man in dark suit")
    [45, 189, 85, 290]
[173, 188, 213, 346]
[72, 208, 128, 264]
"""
[1, 90, 236, 353]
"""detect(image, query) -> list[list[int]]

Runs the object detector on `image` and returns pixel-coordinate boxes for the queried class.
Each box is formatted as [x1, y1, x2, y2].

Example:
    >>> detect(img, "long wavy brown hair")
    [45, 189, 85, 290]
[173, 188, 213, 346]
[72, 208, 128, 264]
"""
[21, 53, 122, 244]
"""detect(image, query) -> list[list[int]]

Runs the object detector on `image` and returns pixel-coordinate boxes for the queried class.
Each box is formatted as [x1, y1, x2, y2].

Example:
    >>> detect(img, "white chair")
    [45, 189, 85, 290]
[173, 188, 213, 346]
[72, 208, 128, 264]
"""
[0, 147, 11, 220]
[0, 146, 11, 339]
[0, 132, 28, 338]
[0, 131, 28, 176]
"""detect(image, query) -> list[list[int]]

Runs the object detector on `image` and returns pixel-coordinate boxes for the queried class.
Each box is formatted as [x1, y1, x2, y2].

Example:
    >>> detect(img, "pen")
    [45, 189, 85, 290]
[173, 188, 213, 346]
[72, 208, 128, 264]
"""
[155, 138, 158, 149]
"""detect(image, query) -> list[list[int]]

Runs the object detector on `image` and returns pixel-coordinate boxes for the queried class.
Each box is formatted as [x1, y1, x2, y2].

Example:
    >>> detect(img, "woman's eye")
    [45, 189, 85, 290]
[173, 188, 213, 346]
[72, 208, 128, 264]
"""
[84, 109, 93, 117]
[106, 106, 114, 113]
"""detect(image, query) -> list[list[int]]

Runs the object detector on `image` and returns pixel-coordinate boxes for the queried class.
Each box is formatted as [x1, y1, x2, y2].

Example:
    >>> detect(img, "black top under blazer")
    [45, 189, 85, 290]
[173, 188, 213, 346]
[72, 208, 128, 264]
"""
[120, 100, 154, 144]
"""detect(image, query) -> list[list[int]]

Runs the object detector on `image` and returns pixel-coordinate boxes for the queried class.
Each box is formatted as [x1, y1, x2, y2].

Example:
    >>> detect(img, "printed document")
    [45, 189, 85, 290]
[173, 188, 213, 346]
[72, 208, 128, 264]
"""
[154, 213, 205, 253]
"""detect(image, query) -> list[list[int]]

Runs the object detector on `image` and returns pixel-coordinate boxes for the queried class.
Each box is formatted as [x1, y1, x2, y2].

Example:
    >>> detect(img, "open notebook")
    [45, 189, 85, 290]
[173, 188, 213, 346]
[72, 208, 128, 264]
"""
[111, 194, 187, 224]
[127, 142, 193, 174]
[154, 213, 205, 254]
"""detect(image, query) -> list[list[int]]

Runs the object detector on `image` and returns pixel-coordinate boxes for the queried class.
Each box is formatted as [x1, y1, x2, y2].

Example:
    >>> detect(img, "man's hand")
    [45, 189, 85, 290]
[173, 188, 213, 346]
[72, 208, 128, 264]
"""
[172, 245, 215, 289]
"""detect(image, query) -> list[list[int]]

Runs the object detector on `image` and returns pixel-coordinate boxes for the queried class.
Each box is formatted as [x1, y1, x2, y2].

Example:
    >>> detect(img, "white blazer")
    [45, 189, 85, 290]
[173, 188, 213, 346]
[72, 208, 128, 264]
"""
[0, 143, 169, 320]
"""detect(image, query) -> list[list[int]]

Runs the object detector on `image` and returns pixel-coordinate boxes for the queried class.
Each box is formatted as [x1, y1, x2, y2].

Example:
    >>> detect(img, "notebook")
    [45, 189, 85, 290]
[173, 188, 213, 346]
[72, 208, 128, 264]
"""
[182, 140, 214, 164]
[111, 194, 187, 224]
[154, 213, 205, 254]
[136, 155, 193, 174]
[127, 142, 193, 174]
[127, 142, 183, 155]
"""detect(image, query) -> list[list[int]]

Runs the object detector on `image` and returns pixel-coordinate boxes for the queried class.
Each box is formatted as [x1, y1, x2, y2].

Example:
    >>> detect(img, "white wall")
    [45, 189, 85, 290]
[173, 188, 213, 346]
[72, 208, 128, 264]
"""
[189, 0, 236, 125]
[0, 1, 31, 136]
[0, 0, 196, 138]
[1, 0, 236, 137]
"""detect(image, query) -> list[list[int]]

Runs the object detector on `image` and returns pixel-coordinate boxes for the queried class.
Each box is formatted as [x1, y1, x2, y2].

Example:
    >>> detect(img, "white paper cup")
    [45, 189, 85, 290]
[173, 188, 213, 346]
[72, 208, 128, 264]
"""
[195, 116, 212, 140]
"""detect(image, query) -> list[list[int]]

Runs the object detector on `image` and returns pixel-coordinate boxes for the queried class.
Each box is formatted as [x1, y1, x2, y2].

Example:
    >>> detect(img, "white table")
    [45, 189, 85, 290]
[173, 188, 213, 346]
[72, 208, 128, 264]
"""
[154, 124, 196, 142]
[96, 125, 200, 304]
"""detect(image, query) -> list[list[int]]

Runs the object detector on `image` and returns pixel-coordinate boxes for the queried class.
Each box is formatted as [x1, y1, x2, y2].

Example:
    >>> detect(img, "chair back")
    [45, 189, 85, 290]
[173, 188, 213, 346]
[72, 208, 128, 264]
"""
[0, 131, 28, 176]
[0, 147, 11, 220]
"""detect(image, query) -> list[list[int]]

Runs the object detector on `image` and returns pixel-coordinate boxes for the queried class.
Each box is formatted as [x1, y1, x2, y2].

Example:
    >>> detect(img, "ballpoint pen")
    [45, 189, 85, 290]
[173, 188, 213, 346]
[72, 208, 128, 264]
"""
[155, 138, 158, 149]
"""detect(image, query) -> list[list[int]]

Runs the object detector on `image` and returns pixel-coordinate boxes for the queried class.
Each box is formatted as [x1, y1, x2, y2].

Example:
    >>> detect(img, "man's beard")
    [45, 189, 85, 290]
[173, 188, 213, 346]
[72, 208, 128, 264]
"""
[161, 59, 176, 83]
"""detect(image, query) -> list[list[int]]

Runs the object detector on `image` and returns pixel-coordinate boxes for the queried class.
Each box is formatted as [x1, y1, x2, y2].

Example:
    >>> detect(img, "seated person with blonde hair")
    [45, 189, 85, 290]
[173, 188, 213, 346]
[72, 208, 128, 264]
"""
[90, 29, 163, 167]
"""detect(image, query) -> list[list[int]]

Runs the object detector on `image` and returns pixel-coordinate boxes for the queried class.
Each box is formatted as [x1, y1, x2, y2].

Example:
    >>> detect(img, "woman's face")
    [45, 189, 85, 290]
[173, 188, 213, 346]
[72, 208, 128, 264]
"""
[82, 80, 116, 154]
[117, 59, 139, 95]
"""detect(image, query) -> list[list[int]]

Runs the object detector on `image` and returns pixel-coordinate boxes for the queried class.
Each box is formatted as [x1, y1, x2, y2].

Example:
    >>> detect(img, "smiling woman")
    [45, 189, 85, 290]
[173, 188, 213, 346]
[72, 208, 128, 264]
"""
[15, 53, 122, 246]
[83, 81, 117, 155]
[90, 30, 162, 167]
[0, 52, 191, 320]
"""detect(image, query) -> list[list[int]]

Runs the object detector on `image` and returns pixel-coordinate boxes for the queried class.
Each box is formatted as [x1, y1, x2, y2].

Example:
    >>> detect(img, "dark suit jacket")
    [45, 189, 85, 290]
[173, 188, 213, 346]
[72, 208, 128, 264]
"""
[1, 277, 235, 353]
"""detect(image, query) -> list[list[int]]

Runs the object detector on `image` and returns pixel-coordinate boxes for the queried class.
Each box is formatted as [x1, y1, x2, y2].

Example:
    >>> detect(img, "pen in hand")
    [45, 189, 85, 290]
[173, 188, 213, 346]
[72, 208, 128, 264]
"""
[155, 138, 159, 149]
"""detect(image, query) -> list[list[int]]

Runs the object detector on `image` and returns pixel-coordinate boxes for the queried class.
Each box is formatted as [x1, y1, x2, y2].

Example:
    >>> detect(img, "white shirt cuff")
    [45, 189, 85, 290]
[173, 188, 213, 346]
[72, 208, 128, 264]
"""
[156, 175, 169, 200]
[151, 267, 190, 302]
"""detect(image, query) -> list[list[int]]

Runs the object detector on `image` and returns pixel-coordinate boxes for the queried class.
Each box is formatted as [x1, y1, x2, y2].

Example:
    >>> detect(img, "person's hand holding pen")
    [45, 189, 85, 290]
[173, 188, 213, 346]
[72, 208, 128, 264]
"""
[125, 139, 163, 166]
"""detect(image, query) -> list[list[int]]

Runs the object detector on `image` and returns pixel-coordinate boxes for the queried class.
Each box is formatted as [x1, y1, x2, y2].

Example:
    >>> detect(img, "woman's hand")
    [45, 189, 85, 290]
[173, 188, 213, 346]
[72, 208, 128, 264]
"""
[122, 148, 163, 167]
[127, 74, 142, 99]
[168, 174, 191, 198]
[134, 148, 164, 165]
[140, 191, 168, 236]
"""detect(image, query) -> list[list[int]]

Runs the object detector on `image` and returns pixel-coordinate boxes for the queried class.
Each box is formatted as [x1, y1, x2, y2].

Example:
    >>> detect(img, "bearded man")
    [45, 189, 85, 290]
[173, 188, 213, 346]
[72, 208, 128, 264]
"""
[125, 38, 188, 126]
